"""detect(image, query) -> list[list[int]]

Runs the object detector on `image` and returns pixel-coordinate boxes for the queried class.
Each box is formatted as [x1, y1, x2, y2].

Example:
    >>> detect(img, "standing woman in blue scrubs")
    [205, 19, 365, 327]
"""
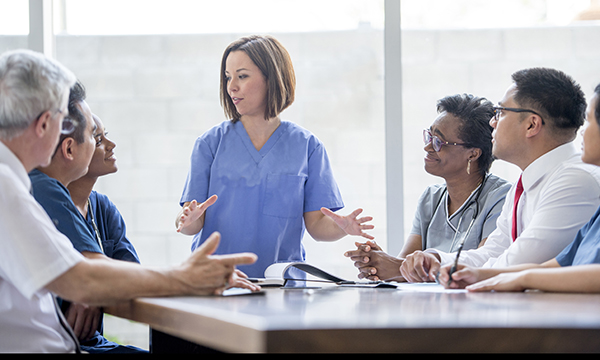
[176, 35, 374, 278]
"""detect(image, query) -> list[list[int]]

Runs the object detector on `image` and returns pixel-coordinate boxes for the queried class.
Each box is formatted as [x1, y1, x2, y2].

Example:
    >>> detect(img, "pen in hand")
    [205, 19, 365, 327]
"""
[447, 217, 476, 287]
[447, 248, 461, 287]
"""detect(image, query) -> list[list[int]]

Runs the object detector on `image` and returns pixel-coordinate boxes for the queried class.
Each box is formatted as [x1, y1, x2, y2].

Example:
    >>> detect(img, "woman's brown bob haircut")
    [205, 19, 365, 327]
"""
[220, 35, 296, 122]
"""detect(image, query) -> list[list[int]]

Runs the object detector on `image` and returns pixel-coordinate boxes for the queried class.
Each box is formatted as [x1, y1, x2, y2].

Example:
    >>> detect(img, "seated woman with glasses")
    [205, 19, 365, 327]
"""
[344, 93, 511, 282]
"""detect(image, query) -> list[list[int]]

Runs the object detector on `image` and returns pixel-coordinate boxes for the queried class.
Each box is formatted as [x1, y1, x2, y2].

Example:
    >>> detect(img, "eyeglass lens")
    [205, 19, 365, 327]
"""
[423, 130, 442, 152]
[61, 118, 75, 135]
[494, 108, 501, 120]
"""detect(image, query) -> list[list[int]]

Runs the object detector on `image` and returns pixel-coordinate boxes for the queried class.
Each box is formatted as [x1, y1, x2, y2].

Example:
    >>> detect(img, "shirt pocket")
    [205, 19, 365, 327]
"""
[262, 174, 306, 218]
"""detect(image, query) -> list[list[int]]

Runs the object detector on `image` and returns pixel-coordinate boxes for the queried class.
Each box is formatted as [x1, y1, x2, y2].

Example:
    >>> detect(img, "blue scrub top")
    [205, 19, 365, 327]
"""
[87, 190, 140, 263]
[30, 169, 102, 254]
[556, 205, 600, 267]
[180, 120, 344, 277]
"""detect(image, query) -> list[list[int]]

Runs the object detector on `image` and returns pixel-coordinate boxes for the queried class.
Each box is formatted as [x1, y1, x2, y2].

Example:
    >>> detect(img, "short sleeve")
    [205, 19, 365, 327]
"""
[410, 187, 434, 236]
[1, 168, 83, 299]
[555, 230, 584, 267]
[180, 136, 215, 206]
[31, 173, 102, 255]
[554, 207, 600, 267]
[91, 192, 140, 263]
[303, 142, 344, 213]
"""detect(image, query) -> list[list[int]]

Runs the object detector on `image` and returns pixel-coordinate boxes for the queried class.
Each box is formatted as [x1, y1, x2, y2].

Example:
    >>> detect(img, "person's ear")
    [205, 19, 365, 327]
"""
[60, 137, 76, 161]
[469, 147, 482, 162]
[525, 114, 544, 138]
[33, 110, 53, 139]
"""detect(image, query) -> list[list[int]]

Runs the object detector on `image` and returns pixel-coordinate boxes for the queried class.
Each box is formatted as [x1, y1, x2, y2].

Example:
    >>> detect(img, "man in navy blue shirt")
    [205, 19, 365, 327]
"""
[29, 81, 144, 353]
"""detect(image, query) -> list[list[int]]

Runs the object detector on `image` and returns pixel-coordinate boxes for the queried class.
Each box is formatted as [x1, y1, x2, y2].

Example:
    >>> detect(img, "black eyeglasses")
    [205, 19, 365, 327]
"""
[492, 106, 545, 125]
[423, 129, 466, 152]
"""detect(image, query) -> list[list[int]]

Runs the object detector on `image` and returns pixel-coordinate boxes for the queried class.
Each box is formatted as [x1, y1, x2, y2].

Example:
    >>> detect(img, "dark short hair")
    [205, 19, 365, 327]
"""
[54, 81, 87, 158]
[63, 80, 87, 144]
[437, 93, 495, 175]
[219, 35, 296, 122]
[511, 68, 586, 138]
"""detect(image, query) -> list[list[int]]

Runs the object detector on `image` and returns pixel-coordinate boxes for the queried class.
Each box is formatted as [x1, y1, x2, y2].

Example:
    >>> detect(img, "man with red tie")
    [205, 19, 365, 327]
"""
[400, 67, 600, 283]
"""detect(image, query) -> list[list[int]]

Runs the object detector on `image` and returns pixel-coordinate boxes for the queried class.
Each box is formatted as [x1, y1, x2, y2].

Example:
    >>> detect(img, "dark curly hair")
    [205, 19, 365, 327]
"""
[436, 93, 495, 176]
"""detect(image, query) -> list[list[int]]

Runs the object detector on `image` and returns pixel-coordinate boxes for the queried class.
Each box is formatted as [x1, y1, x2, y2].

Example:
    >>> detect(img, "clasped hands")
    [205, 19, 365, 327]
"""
[343, 245, 463, 285]
[345, 243, 521, 292]
[344, 241, 405, 282]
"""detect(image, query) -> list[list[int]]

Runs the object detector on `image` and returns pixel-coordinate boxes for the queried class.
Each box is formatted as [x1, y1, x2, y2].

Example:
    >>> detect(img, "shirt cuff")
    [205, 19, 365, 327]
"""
[424, 248, 455, 266]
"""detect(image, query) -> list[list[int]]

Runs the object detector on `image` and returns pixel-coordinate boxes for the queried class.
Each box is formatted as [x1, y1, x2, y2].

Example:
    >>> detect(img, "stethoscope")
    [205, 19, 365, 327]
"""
[424, 173, 489, 252]
[88, 198, 104, 253]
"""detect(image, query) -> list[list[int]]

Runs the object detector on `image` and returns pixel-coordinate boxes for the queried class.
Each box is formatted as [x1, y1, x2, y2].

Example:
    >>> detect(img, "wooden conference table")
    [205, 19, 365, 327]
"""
[107, 282, 600, 353]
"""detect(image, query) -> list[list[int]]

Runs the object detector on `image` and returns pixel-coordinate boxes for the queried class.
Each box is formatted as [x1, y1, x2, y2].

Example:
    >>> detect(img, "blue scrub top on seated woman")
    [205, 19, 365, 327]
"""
[180, 120, 345, 278]
[556, 205, 600, 266]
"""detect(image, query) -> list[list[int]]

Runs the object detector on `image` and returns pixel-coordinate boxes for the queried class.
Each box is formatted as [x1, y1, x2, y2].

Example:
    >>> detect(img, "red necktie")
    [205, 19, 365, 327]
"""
[511, 175, 523, 241]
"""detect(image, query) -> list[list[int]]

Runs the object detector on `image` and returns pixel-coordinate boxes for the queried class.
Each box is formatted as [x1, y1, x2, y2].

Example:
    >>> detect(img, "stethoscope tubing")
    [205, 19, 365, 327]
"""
[424, 174, 488, 251]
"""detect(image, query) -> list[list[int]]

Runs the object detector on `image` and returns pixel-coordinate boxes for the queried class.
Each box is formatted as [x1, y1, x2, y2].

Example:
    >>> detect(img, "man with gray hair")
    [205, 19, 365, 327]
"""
[0, 49, 259, 353]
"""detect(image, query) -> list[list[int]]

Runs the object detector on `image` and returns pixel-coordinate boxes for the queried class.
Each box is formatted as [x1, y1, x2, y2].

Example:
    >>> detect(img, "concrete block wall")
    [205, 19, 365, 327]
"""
[2, 23, 600, 350]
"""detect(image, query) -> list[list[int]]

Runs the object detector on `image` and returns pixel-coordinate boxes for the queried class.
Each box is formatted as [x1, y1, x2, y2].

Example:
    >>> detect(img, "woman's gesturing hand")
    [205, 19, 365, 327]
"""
[176, 195, 218, 234]
[321, 207, 375, 240]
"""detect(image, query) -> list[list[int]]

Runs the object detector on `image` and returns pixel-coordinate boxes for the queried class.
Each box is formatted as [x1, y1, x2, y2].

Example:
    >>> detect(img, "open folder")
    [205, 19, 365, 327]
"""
[249, 262, 397, 289]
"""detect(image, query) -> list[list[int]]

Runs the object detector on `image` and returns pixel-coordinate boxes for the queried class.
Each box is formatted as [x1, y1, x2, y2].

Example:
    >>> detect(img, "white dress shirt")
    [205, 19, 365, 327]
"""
[429, 142, 600, 268]
[0, 141, 83, 353]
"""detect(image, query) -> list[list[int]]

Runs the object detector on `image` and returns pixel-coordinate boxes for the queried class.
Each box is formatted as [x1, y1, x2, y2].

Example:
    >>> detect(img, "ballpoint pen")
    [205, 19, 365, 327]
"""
[447, 217, 476, 287]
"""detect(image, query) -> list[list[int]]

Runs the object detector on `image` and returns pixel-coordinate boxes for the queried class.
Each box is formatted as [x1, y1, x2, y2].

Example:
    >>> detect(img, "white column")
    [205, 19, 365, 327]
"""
[384, 0, 404, 256]
[28, 0, 55, 58]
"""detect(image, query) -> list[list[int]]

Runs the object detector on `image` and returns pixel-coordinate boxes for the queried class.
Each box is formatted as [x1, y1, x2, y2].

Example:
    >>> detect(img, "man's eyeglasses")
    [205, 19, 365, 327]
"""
[35, 109, 76, 135]
[492, 106, 545, 125]
[423, 129, 466, 152]
[61, 116, 77, 135]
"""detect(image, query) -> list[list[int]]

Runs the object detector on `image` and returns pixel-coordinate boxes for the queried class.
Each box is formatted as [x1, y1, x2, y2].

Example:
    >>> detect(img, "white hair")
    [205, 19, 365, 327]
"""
[0, 49, 76, 140]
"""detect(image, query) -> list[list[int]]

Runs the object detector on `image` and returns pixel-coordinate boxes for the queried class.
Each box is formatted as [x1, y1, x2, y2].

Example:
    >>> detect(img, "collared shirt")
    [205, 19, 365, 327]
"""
[430, 142, 600, 268]
[0, 141, 83, 353]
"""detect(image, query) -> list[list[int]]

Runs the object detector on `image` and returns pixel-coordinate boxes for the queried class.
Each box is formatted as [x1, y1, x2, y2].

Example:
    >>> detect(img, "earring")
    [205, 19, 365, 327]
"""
[467, 159, 471, 175]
